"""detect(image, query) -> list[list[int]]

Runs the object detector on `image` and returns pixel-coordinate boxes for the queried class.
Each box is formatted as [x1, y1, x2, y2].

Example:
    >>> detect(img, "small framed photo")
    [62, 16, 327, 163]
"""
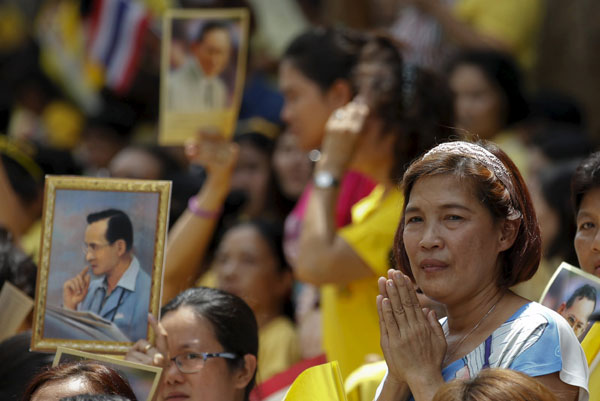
[159, 8, 250, 145]
[53, 346, 162, 401]
[32, 176, 171, 353]
[540, 262, 600, 341]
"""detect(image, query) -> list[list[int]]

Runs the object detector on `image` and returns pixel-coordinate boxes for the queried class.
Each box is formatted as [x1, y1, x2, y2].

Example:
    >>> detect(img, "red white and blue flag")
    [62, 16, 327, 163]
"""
[88, 0, 149, 93]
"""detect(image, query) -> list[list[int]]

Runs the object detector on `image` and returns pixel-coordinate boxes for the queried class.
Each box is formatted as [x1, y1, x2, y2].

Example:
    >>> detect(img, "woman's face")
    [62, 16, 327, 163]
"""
[159, 306, 242, 401]
[449, 64, 505, 140]
[574, 187, 600, 277]
[402, 174, 508, 305]
[215, 225, 288, 321]
[272, 131, 312, 200]
[279, 60, 343, 151]
[31, 377, 92, 401]
[230, 142, 271, 218]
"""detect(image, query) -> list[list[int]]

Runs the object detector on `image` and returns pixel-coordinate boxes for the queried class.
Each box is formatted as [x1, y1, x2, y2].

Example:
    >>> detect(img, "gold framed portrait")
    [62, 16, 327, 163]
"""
[32, 176, 171, 353]
[159, 8, 250, 145]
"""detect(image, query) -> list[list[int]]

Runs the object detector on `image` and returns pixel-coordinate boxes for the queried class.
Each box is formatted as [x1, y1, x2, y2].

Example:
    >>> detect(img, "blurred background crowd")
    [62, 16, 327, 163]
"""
[1, 0, 600, 400]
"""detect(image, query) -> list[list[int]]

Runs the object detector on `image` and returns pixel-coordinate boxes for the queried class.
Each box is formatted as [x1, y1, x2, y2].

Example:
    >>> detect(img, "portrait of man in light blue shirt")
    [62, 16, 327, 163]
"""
[62, 209, 151, 342]
[168, 20, 233, 112]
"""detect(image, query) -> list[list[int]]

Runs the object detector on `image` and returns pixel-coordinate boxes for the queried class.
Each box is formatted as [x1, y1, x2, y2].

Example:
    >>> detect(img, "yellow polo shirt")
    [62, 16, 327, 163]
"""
[322, 185, 403, 378]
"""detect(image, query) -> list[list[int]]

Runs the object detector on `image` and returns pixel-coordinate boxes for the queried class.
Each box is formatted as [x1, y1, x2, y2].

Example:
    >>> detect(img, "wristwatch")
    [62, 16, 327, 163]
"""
[314, 171, 340, 189]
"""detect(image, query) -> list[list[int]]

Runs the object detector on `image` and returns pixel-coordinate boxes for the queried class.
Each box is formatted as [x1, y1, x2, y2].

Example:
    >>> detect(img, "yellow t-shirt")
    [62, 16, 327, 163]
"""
[256, 315, 301, 384]
[322, 185, 404, 378]
[583, 323, 600, 401]
[454, 0, 543, 70]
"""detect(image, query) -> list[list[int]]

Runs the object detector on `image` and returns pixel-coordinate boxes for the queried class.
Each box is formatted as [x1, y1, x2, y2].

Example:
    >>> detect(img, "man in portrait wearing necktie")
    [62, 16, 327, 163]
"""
[62, 209, 151, 342]
[168, 20, 233, 112]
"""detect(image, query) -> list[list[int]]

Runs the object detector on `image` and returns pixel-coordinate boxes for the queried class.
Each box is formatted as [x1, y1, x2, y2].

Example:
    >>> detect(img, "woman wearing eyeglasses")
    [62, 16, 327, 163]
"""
[126, 287, 258, 401]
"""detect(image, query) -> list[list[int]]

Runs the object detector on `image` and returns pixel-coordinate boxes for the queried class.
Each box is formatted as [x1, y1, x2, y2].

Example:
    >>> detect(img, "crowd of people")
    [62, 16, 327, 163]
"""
[1, 0, 600, 401]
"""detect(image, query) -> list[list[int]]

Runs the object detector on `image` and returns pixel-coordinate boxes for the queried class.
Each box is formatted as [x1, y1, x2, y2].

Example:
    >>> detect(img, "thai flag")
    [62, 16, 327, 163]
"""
[88, 0, 149, 94]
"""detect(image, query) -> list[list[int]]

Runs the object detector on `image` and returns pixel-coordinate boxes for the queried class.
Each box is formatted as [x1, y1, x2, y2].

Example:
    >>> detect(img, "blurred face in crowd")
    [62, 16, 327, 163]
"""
[159, 306, 244, 401]
[402, 174, 510, 304]
[230, 142, 271, 218]
[574, 187, 600, 278]
[557, 296, 596, 337]
[109, 148, 163, 180]
[30, 376, 92, 401]
[194, 28, 232, 78]
[449, 64, 505, 140]
[272, 130, 312, 200]
[214, 225, 290, 323]
[279, 60, 349, 151]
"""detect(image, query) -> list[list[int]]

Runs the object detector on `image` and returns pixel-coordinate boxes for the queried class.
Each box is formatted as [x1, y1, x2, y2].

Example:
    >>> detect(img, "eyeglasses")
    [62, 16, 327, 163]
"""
[169, 351, 239, 374]
[82, 242, 112, 255]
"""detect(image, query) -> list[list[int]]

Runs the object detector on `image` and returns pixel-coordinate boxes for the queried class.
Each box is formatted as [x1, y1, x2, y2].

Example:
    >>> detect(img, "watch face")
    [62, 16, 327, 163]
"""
[315, 172, 335, 188]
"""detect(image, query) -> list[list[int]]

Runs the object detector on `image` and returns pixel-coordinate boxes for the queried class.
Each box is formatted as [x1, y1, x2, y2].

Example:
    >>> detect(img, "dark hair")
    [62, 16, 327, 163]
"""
[432, 368, 558, 401]
[60, 395, 132, 401]
[395, 140, 541, 289]
[566, 284, 597, 310]
[572, 151, 600, 214]
[447, 50, 529, 128]
[0, 331, 54, 401]
[353, 36, 455, 181]
[282, 27, 368, 92]
[537, 161, 579, 263]
[161, 287, 258, 401]
[0, 227, 37, 298]
[86, 209, 133, 252]
[22, 362, 137, 401]
[196, 20, 230, 42]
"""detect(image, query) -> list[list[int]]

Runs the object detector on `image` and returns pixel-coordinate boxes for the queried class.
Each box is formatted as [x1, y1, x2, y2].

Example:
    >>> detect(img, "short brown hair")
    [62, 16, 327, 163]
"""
[394, 140, 541, 288]
[432, 369, 558, 401]
[22, 362, 137, 401]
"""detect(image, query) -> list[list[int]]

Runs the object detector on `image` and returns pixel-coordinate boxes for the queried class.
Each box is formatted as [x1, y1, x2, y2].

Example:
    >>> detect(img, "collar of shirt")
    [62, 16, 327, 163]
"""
[99, 256, 140, 292]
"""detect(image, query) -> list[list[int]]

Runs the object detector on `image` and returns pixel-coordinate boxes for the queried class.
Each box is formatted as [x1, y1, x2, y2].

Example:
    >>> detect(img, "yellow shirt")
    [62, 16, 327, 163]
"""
[583, 323, 600, 401]
[257, 315, 301, 384]
[323, 185, 404, 378]
[454, 0, 543, 70]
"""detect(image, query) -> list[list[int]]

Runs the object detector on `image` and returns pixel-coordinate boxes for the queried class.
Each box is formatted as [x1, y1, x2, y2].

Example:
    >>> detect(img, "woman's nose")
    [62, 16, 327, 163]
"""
[164, 359, 185, 385]
[419, 223, 443, 249]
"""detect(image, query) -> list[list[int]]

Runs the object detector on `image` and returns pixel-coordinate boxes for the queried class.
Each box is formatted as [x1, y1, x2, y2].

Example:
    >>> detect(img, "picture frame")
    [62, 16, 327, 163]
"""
[159, 8, 250, 145]
[0, 281, 34, 342]
[32, 176, 171, 353]
[539, 261, 600, 341]
[52, 346, 162, 401]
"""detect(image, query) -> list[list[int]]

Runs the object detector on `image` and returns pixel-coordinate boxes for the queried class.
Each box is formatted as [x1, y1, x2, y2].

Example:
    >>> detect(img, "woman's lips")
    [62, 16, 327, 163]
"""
[420, 259, 448, 272]
[165, 392, 189, 400]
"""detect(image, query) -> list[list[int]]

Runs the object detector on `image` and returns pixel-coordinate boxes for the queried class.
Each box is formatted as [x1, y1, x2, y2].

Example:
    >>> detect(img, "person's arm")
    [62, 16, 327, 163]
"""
[162, 134, 239, 303]
[410, 0, 512, 53]
[295, 101, 375, 286]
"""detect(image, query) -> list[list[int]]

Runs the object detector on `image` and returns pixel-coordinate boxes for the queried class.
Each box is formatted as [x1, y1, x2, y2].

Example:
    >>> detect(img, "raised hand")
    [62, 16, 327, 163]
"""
[63, 266, 91, 310]
[126, 314, 169, 368]
[377, 270, 447, 394]
[185, 130, 239, 184]
[319, 98, 370, 177]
